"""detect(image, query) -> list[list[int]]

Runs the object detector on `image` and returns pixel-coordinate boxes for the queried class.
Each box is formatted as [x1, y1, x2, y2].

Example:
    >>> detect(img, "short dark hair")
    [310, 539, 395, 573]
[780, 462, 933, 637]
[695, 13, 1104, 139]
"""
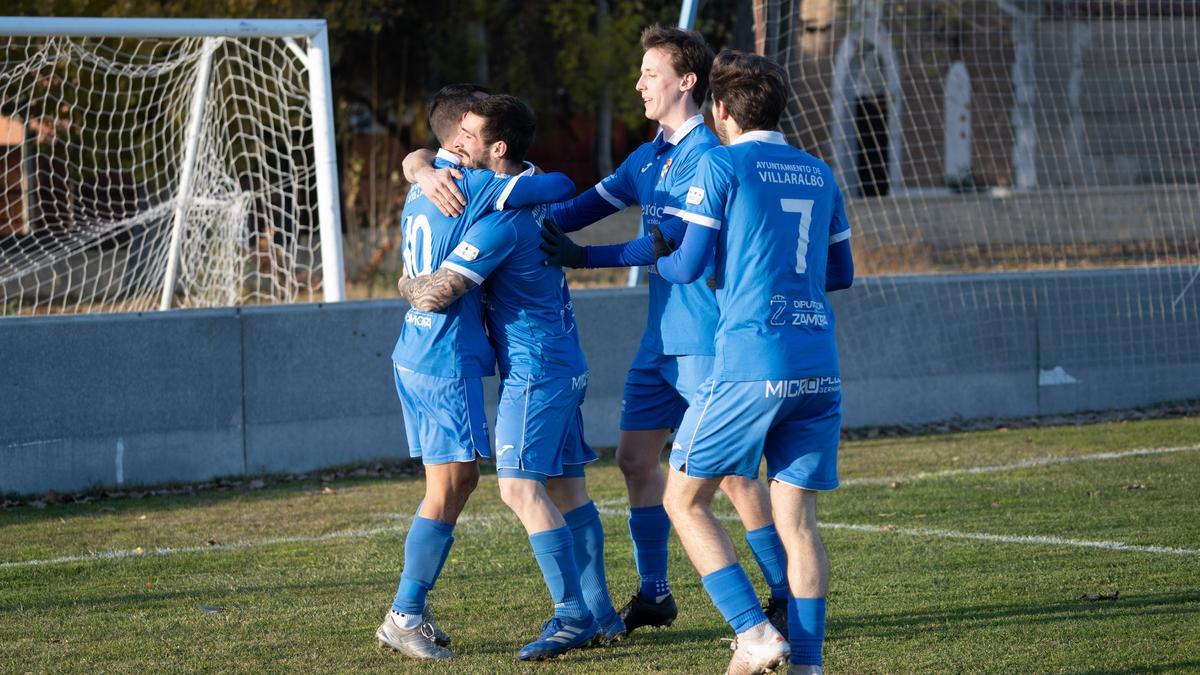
[467, 94, 536, 163]
[427, 83, 490, 145]
[709, 50, 789, 131]
[640, 24, 714, 106]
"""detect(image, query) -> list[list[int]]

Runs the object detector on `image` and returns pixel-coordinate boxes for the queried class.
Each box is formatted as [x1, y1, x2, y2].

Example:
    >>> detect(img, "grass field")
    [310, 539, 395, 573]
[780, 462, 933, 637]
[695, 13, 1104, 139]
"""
[3, 417, 1199, 673]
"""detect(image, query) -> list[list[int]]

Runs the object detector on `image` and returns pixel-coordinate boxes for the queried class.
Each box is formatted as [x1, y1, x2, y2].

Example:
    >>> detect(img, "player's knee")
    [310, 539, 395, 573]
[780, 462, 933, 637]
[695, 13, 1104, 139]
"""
[456, 469, 480, 496]
[719, 474, 753, 499]
[662, 485, 698, 520]
[497, 479, 534, 511]
[616, 445, 656, 478]
[543, 479, 575, 508]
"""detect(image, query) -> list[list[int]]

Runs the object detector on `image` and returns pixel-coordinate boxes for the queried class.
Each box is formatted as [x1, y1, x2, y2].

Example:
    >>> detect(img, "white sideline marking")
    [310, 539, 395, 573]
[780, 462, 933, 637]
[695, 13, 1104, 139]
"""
[5, 444, 1198, 570]
[4, 504, 1198, 570]
[595, 508, 1200, 557]
[0, 510, 520, 570]
[841, 443, 1200, 486]
[817, 522, 1200, 557]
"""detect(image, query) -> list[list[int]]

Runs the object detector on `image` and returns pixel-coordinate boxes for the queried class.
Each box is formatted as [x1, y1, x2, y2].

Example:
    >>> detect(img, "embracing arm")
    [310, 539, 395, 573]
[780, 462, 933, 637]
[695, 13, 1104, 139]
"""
[586, 216, 686, 268]
[539, 216, 683, 269]
[403, 149, 466, 217]
[402, 149, 437, 183]
[397, 268, 477, 313]
[547, 187, 624, 233]
[654, 222, 717, 284]
[502, 172, 576, 209]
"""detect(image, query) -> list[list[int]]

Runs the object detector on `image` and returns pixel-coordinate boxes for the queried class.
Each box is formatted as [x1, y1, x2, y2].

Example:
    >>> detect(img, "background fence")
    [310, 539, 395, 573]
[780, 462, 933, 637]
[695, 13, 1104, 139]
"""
[4, 265, 1197, 496]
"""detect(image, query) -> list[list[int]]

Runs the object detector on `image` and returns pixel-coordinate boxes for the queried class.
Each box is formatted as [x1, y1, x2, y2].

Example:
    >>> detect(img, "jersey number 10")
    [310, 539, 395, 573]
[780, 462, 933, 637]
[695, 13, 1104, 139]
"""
[780, 198, 814, 274]
[402, 214, 433, 277]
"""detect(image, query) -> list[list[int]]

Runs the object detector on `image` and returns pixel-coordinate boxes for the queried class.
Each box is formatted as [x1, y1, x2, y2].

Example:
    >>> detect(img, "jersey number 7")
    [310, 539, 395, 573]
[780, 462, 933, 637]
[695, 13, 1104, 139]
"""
[780, 198, 815, 274]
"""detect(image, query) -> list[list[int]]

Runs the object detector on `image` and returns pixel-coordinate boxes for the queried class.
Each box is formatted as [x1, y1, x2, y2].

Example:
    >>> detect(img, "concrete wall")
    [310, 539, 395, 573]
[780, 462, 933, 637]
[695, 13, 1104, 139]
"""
[3, 266, 1198, 495]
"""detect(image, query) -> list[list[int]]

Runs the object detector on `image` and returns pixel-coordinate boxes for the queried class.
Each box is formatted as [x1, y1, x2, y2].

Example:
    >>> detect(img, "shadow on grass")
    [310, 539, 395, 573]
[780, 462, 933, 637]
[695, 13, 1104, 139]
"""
[833, 590, 1200, 638]
[461, 625, 730, 660]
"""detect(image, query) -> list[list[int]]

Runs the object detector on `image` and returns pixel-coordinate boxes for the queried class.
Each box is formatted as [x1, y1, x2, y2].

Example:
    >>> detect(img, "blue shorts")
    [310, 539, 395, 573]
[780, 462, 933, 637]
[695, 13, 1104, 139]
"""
[393, 364, 489, 465]
[620, 346, 715, 431]
[499, 462, 587, 484]
[494, 371, 597, 478]
[671, 376, 842, 490]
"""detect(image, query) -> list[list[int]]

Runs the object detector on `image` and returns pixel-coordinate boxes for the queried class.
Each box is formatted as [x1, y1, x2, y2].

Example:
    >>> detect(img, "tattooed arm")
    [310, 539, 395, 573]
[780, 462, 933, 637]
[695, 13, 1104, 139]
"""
[397, 267, 478, 313]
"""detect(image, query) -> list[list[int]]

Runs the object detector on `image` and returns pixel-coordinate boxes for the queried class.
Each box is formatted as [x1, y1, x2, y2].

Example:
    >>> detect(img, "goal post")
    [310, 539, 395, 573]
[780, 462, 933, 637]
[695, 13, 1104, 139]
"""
[0, 17, 345, 315]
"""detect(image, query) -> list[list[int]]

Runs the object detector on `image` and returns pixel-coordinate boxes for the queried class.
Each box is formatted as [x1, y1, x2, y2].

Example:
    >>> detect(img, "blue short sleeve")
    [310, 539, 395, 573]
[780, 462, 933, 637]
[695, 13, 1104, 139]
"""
[459, 170, 509, 225]
[678, 148, 734, 231]
[441, 211, 518, 284]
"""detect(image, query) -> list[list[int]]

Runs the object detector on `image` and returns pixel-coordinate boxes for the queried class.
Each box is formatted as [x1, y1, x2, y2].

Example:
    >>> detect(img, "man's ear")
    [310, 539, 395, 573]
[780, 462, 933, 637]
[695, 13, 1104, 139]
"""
[712, 99, 729, 121]
[679, 71, 698, 94]
[491, 140, 508, 161]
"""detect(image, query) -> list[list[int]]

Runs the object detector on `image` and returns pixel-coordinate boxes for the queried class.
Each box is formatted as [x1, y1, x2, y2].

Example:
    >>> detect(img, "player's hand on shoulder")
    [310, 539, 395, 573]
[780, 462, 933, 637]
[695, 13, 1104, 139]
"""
[416, 165, 466, 217]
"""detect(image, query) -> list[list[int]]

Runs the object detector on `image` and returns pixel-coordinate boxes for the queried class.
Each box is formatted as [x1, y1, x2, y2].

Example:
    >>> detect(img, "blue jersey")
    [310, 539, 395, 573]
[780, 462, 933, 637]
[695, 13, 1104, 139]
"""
[551, 115, 719, 356]
[678, 131, 852, 381]
[391, 151, 569, 378]
[484, 205, 587, 379]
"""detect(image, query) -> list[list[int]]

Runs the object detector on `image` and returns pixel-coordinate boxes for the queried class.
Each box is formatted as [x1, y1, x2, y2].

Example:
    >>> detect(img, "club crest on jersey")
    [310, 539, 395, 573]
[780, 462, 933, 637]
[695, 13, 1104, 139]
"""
[453, 242, 480, 261]
[659, 157, 673, 181]
[686, 186, 705, 205]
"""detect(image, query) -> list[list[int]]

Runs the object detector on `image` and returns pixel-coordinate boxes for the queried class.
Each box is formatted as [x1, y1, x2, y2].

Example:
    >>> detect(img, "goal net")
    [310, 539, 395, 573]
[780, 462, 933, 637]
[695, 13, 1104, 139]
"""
[759, 0, 1200, 413]
[0, 18, 344, 316]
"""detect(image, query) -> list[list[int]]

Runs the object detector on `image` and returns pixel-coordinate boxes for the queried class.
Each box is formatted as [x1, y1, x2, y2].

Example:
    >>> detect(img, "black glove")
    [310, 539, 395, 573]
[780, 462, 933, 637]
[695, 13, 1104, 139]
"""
[539, 219, 588, 268]
[651, 225, 678, 258]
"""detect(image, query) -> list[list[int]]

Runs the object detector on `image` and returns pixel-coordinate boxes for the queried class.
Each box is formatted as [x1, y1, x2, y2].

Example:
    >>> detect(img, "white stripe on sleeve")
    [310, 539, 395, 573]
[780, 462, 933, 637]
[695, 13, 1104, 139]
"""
[595, 182, 628, 209]
[441, 260, 484, 285]
[679, 210, 722, 230]
[829, 229, 852, 244]
[495, 175, 521, 211]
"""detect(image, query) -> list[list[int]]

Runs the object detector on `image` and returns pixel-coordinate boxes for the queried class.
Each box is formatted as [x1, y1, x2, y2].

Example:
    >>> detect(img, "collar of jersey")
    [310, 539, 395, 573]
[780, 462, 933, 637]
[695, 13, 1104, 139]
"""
[496, 161, 537, 179]
[655, 114, 705, 147]
[731, 130, 786, 146]
[435, 148, 462, 165]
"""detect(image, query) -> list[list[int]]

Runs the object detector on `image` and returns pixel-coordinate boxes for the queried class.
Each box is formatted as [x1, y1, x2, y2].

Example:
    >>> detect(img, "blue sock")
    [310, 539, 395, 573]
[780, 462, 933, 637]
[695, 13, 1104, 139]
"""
[391, 516, 455, 615]
[789, 597, 826, 665]
[529, 526, 592, 622]
[746, 524, 789, 600]
[564, 501, 618, 627]
[628, 505, 671, 601]
[701, 563, 768, 634]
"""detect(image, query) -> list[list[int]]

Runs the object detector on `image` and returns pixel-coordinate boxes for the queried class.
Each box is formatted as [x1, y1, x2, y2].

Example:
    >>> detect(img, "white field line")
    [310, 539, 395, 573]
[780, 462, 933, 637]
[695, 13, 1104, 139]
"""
[6, 501, 1197, 570]
[841, 443, 1200, 486]
[0, 511, 520, 570]
[620, 508, 1197, 557]
[4, 444, 1198, 570]
[817, 522, 1200, 557]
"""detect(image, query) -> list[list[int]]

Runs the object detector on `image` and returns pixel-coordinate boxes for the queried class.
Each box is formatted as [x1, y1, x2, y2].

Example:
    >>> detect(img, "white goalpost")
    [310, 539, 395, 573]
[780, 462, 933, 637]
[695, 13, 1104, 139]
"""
[0, 18, 345, 315]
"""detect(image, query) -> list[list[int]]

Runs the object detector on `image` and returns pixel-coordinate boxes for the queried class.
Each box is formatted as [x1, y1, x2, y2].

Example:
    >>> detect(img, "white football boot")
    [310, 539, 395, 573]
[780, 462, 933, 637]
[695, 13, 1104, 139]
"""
[725, 620, 790, 675]
[375, 611, 454, 660]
